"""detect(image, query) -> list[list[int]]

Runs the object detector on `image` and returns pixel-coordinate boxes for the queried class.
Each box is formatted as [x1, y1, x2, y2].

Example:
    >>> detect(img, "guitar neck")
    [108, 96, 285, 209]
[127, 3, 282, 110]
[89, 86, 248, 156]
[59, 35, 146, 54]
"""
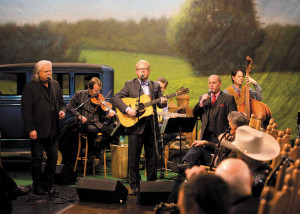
[144, 92, 178, 108]
[157, 112, 187, 117]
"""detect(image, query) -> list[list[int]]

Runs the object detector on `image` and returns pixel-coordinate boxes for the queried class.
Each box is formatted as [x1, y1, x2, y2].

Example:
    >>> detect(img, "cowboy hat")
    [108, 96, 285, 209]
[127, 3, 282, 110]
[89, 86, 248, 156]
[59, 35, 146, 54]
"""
[221, 125, 280, 161]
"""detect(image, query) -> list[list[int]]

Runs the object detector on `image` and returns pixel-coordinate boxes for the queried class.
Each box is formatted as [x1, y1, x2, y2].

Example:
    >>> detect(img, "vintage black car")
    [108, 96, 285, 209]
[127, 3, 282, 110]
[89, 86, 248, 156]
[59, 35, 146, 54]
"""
[0, 63, 114, 167]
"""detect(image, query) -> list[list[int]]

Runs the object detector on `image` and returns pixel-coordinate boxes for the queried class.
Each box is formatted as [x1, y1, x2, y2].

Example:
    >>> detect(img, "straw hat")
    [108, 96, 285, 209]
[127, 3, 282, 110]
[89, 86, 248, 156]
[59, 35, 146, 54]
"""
[221, 125, 280, 161]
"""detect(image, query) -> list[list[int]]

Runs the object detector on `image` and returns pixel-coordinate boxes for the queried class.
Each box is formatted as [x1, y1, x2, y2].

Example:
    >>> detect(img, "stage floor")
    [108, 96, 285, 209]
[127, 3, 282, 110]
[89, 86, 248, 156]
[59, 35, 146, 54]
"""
[5, 162, 177, 214]
[12, 186, 156, 214]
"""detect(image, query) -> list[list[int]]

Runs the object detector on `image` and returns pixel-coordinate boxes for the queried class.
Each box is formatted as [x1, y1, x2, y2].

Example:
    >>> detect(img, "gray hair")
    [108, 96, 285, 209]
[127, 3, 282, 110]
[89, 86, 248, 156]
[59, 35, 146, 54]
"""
[32, 60, 52, 82]
[135, 59, 150, 68]
[228, 111, 248, 128]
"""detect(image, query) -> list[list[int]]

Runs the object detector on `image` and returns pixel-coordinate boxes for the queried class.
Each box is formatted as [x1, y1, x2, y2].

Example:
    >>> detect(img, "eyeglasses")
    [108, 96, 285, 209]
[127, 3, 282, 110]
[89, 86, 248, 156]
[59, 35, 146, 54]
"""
[136, 67, 149, 71]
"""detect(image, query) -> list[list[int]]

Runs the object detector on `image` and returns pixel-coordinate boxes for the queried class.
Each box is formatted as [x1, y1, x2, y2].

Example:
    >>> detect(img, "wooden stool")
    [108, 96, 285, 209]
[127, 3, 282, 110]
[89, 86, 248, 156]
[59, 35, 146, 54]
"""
[74, 132, 106, 178]
[164, 145, 170, 176]
[111, 144, 128, 179]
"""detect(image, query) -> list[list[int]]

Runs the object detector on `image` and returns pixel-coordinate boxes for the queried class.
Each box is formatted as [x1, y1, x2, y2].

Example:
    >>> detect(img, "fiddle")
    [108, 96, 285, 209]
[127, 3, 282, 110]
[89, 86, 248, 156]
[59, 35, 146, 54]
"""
[91, 93, 113, 112]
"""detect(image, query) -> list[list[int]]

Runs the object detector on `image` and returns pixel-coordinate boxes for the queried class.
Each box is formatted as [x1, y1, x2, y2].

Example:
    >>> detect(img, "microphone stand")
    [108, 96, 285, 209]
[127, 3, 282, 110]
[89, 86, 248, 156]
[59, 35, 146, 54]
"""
[158, 132, 164, 179]
[0, 130, 2, 168]
[75, 93, 98, 177]
[209, 127, 231, 171]
[136, 78, 143, 126]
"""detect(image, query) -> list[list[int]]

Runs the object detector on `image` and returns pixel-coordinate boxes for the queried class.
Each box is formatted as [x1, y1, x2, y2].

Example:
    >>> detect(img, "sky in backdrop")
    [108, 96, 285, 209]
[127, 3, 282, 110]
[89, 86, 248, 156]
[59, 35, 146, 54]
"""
[0, 0, 299, 25]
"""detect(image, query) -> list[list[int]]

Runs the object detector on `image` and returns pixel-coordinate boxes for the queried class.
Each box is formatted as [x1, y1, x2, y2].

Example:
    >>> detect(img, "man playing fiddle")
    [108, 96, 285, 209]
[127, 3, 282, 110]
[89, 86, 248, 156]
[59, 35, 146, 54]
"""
[67, 77, 118, 159]
[224, 69, 263, 107]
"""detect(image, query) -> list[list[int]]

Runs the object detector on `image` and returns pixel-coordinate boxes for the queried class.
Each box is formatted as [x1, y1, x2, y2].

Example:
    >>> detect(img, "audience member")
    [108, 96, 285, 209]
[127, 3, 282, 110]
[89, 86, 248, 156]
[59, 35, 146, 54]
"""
[178, 174, 230, 214]
[216, 158, 259, 214]
[0, 167, 32, 213]
[221, 125, 280, 197]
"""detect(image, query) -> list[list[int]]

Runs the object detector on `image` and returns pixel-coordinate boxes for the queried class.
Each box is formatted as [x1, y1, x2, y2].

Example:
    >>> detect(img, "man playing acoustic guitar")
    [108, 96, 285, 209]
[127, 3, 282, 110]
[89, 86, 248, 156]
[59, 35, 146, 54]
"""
[112, 60, 168, 195]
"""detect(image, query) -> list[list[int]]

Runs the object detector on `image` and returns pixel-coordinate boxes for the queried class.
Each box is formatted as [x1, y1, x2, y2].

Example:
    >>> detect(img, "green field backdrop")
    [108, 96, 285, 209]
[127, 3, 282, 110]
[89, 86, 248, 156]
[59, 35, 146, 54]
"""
[81, 50, 300, 140]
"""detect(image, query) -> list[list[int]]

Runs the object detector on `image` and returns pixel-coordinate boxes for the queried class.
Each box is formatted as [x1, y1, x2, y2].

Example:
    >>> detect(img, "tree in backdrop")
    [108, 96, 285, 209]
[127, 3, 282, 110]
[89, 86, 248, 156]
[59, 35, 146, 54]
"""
[51, 17, 173, 56]
[254, 24, 300, 73]
[167, 0, 264, 76]
[0, 22, 80, 64]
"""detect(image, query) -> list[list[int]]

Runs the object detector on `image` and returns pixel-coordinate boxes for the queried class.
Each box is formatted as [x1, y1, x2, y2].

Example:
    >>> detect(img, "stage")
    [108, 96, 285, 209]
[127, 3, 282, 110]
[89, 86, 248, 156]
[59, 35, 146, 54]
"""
[6, 161, 177, 214]
[12, 186, 155, 214]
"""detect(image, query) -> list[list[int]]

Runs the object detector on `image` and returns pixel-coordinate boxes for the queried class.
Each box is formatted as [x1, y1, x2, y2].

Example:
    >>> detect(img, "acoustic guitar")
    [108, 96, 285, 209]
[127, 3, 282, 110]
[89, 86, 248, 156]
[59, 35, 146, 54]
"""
[116, 87, 189, 127]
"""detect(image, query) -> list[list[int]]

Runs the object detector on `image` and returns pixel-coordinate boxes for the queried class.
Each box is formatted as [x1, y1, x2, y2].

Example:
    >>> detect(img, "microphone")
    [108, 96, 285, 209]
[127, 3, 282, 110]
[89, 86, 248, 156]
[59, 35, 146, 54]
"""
[201, 89, 212, 103]
[47, 75, 51, 81]
[140, 73, 145, 80]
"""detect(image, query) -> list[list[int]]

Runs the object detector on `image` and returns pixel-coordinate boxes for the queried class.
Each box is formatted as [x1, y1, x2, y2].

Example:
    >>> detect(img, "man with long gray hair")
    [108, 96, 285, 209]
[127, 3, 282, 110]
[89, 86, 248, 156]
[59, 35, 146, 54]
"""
[21, 60, 66, 196]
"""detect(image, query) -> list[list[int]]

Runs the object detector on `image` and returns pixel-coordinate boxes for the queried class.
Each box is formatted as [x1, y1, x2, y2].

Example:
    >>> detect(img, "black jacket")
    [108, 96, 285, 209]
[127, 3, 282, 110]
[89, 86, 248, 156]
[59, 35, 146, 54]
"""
[193, 91, 237, 142]
[21, 80, 66, 138]
[112, 78, 166, 135]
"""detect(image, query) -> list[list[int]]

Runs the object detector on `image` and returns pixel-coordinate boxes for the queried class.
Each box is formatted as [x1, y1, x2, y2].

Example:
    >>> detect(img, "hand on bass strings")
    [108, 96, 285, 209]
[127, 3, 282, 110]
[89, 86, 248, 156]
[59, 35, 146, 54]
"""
[246, 76, 257, 85]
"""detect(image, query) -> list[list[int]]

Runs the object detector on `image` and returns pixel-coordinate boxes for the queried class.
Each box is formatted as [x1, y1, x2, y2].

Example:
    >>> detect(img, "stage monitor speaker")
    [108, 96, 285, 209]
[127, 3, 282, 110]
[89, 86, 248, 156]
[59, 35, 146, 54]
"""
[76, 177, 128, 204]
[138, 181, 176, 205]
[42, 163, 77, 185]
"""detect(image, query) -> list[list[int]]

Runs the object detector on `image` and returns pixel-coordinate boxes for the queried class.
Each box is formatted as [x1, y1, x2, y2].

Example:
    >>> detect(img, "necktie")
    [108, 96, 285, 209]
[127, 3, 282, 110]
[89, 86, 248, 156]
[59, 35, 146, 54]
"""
[141, 81, 149, 86]
[237, 89, 240, 96]
[211, 94, 216, 105]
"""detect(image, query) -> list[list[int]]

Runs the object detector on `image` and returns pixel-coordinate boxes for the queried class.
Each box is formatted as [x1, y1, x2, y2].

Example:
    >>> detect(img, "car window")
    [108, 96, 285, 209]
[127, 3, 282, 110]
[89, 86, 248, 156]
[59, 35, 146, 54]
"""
[0, 73, 26, 95]
[75, 73, 100, 92]
[53, 73, 70, 95]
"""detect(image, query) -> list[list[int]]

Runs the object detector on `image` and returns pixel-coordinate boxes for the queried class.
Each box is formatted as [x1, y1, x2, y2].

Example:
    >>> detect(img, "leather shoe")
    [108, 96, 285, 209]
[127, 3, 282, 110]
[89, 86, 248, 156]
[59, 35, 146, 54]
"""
[131, 188, 138, 196]
[167, 161, 191, 173]
[46, 188, 59, 197]
[16, 184, 33, 197]
[33, 185, 46, 195]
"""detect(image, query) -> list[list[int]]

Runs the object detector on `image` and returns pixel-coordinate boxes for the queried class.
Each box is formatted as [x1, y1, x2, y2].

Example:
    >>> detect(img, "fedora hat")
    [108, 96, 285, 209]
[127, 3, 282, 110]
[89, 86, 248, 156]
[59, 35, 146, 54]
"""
[221, 125, 280, 161]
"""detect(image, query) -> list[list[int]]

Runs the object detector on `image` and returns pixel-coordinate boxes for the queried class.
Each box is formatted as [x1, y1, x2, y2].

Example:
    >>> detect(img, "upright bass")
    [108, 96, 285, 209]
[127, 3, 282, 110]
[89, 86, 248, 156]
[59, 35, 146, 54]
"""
[238, 56, 272, 127]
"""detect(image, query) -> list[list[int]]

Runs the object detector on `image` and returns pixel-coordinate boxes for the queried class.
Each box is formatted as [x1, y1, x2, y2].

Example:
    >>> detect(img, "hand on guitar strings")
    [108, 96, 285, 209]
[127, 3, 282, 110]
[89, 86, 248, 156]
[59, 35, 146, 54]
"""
[160, 96, 168, 104]
[126, 108, 136, 117]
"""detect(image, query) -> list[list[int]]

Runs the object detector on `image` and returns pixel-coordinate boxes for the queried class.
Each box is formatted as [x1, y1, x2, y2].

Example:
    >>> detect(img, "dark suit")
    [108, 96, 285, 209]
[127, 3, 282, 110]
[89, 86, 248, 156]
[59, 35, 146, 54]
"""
[112, 78, 166, 190]
[21, 80, 66, 190]
[182, 91, 237, 166]
[230, 195, 259, 214]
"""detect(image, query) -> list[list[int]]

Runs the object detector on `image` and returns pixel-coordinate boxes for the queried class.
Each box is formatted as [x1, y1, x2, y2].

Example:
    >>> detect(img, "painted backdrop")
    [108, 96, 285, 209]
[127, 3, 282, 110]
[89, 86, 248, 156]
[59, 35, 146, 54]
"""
[0, 0, 299, 139]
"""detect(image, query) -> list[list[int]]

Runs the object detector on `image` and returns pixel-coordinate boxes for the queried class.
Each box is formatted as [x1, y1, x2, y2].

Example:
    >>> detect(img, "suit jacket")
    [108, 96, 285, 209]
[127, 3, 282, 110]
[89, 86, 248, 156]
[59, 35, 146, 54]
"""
[21, 80, 66, 138]
[193, 91, 237, 142]
[112, 78, 166, 135]
[230, 195, 259, 214]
